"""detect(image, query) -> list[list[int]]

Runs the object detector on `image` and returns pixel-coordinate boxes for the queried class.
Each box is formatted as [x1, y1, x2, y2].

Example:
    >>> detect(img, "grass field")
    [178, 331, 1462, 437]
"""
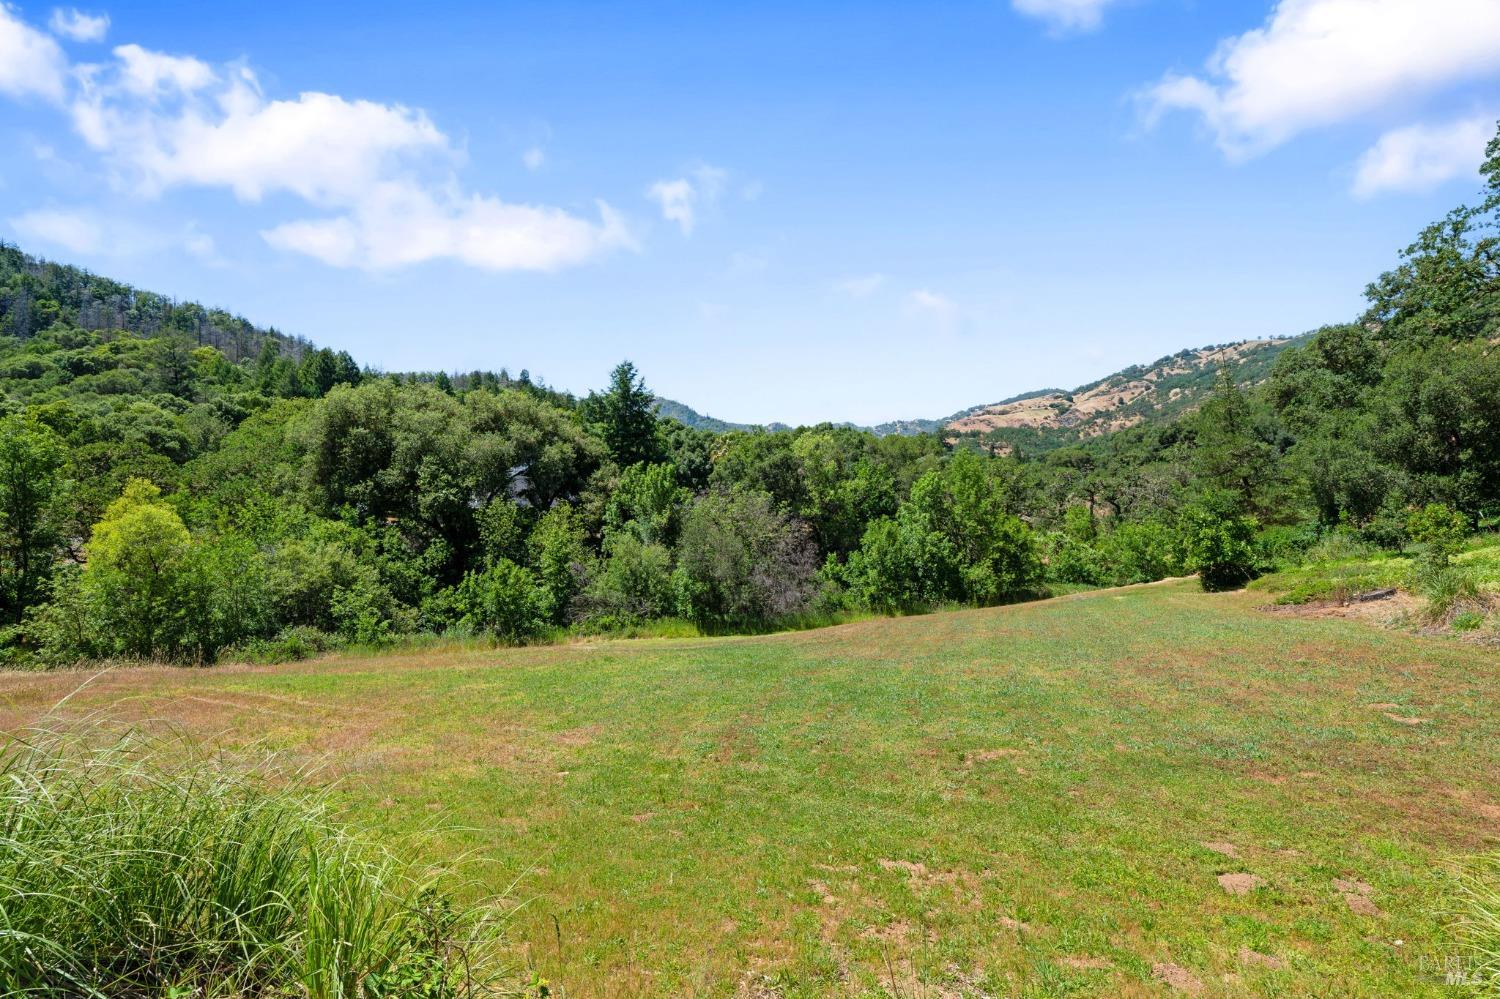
[2, 580, 1497, 997]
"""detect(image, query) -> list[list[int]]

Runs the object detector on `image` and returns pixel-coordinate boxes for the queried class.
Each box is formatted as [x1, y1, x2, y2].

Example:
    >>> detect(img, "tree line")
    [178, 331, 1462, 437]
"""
[3, 124, 1500, 665]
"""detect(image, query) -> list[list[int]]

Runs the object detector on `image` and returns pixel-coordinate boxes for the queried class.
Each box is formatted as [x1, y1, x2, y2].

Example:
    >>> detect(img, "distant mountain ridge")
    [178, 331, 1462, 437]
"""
[3, 241, 1300, 452]
[657, 336, 1303, 448]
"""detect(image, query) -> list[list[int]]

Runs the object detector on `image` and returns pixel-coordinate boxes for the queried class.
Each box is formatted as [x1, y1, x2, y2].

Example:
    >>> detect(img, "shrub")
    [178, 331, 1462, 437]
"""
[527, 503, 589, 624]
[577, 531, 676, 622]
[904, 453, 1042, 602]
[1409, 502, 1468, 577]
[1041, 530, 1105, 586]
[1301, 530, 1376, 566]
[0, 729, 509, 996]
[1180, 496, 1260, 592]
[1096, 519, 1186, 585]
[228, 625, 340, 664]
[842, 515, 965, 613]
[675, 488, 818, 628]
[454, 558, 548, 642]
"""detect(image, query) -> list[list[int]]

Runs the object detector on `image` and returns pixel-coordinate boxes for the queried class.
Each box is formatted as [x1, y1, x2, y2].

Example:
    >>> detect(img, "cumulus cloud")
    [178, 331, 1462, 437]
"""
[0, 4, 67, 101]
[1141, 0, 1500, 158]
[1011, 0, 1120, 33]
[835, 273, 885, 298]
[647, 163, 728, 235]
[1353, 114, 1497, 197]
[49, 7, 107, 42]
[0, 7, 633, 272]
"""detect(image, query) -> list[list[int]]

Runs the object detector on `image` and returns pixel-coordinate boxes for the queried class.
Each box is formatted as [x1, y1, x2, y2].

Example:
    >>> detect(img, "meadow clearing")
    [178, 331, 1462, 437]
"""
[2, 579, 1496, 997]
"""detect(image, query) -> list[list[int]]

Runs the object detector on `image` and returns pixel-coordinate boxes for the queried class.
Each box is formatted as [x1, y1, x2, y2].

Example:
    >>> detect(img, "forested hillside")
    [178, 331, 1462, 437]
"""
[2, 124, 1500, 667]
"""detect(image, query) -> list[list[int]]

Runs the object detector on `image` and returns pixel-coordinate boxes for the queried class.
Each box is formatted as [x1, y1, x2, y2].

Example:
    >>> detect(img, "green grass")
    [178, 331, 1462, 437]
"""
[1248, 552, 1413, 605]
[2, 580, 1498, 996]
[0, 727, 512, 997]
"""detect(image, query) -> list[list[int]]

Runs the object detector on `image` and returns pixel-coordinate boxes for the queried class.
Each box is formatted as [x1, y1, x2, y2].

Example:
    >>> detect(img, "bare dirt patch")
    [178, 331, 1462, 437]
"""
[1238, 947, 1285, 970]
[1268, 590, 1421, 628]
[1334, 878, 1382, 916]
[1152, 962, 1204, 994]
[1200, 841, 1239, 858]
[1384, 714, 1430, 726]
[1217, 872, 1266, 896]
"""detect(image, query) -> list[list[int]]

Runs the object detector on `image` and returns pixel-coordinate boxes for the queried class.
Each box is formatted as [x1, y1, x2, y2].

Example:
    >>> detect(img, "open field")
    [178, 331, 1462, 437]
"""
[2, 580, 1497, 997]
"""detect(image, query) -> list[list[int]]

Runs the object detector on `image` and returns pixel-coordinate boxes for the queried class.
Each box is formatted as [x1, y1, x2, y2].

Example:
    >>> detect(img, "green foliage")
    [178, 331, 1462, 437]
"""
[527, 503, 589, 623]
[455, 559, 548, 642]
[578, 531, 677, 622]
[605, 462, 688, 546]
[841, 514, 964, 612]
[1180, 494, 1261, 591]
[81, 478, 195, 658]
[583, 360, 662, 467]
[1409, 502, 1468, 575]
[675, 489, 818, 627]
[0, 414, 65, 623]
[1095, 519, 1186, 584]
[904, 452, 1042, 603]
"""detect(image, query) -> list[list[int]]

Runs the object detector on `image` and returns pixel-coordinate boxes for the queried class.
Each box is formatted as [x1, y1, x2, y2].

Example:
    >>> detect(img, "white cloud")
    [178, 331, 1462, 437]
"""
[835, 273, 885, 298]
[522, 145, 545, 170]
[1011, 0, 1120, 32]
[647, 163, 728, 235]
[1353, 114, 1496, 197]
[1141, 0, 1500, 158]
[907, 289, 958, 321]
[10, 207, 100, 253]
[262, 188, 634, 271]
[49, 7, 107, 42]
[0, 9, 635, 273]
[108, 43, 215, 98]
[8, 206, 218, 259]
[0, 4, 67, 101]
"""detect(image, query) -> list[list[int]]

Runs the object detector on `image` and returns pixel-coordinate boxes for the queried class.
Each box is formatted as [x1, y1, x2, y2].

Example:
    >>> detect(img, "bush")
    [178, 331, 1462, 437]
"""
[454, 558, 548, 642]
[675, 488, 819, 628]
[0, 728, 508, 996]
[227, 625, 340, 664]
[842, 515, 965, 613]
[1041, 530, 1106, 586]
[1409, 502, 1468, 577]
[527, 503, 589, 624]
[1180, 497, 1261, 592]
[1096, 519, 1186, 585]
[1301, 530, 1376, 566]
[577, 531, 676, 622]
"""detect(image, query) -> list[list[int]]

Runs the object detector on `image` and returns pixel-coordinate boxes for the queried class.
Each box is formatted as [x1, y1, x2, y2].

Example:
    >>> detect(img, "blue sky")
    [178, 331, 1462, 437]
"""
[2, 0, 1498, 424]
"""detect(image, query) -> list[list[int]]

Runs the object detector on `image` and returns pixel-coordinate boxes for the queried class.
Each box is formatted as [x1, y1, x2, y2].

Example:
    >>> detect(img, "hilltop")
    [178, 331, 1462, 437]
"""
[659, 337, 1303, 449]
[941, 337, 1302, 450]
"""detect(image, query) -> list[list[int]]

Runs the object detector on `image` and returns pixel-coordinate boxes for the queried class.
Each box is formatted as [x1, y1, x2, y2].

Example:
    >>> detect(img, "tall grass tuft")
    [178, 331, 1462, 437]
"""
[0, 727, 512, 997]
[1454, 854, 1500, 992]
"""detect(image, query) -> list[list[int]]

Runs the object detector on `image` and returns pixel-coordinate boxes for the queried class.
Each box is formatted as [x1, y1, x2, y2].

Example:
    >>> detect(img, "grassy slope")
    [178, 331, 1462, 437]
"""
[2, 581, 1497, 997]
